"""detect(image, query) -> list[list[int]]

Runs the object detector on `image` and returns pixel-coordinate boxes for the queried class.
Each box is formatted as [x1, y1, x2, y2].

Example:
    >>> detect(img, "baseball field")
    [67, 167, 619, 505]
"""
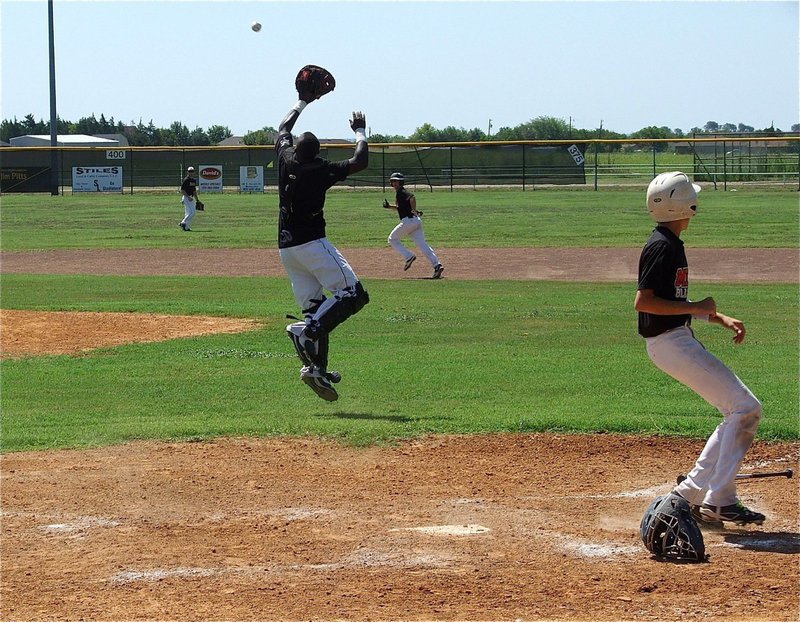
[1, 188, 798, 621]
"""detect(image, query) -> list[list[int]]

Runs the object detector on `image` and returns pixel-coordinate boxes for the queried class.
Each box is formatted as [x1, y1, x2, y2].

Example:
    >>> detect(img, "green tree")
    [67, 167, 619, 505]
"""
[1, 117, 24, 142]
[207, 124, 233, 144]
[243, 126, 278, 145]
[189, 126, 210, 146]
[369, 133, 407, 143]
[162, 121, 190, 145]
[408, 123, 439, 142]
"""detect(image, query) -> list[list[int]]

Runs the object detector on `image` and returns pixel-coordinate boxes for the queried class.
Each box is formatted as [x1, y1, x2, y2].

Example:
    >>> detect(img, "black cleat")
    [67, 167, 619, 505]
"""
[300, 367, 338, 402]
[700, 501, 765, 526]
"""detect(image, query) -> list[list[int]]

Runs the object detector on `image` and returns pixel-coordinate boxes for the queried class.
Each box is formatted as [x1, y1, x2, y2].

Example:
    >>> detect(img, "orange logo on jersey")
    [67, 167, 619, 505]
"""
[674, 267, 688, 299]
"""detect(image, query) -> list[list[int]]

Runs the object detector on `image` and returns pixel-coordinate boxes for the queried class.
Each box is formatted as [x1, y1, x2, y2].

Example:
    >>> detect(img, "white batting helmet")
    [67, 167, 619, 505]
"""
[646, 172, 701, 222]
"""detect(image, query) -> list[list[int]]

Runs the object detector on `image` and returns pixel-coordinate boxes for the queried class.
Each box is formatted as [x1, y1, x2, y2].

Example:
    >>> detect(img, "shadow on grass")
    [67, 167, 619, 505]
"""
[313, 412, 446, 423]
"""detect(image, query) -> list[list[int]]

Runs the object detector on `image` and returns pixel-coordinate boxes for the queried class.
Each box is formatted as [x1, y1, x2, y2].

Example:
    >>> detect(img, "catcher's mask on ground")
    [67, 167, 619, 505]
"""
[296, 132, 320, 163]
[640, 493, 706, 562]
[646, 171, 701, 222]
[389, 172, 405, 186]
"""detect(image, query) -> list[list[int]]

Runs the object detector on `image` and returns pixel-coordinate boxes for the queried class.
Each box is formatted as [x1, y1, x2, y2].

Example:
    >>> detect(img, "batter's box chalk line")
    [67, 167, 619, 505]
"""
[390, 524, 491, 536]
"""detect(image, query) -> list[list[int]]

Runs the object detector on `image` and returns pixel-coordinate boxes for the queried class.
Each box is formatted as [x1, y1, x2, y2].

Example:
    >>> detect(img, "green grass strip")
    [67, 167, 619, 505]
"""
[2, 275, 796, 451]
[1, 188, 797, 250]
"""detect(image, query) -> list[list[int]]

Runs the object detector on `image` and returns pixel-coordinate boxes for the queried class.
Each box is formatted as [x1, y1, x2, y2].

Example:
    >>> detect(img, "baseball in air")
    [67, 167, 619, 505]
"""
[251, 21, 262, 32]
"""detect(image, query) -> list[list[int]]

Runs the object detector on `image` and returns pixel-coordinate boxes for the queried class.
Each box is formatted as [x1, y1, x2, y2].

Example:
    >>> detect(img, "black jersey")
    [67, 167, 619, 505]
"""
[637, 225, 691, 337]
[276, 130, 350, 248]
[395, 187, 415, 220]
[181, 175, 197, 197]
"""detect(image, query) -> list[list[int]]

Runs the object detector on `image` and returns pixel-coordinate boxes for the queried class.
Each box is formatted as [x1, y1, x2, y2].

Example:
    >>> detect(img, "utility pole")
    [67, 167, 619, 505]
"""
[488, 118, 492, 138]
[48, 0, 59, 195]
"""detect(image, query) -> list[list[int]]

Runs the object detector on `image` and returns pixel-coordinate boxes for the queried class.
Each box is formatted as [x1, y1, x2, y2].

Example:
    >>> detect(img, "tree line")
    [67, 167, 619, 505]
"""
[2, 112, 796, 149]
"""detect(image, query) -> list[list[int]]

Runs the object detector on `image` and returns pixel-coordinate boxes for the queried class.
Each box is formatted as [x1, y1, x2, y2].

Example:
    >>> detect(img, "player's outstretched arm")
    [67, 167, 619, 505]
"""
[347, 111, 368, 174]
[279, 100, 308, 135]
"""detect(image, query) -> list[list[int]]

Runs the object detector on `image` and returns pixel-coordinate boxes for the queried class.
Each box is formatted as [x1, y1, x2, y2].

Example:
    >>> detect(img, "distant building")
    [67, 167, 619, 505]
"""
[95, 133, 130, 147]
[217, 135, 247, 146]
[9, 134, 120, 147]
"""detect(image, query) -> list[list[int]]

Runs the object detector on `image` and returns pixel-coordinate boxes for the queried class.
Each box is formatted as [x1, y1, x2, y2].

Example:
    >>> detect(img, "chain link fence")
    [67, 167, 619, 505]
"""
[1, 137, 797, 194]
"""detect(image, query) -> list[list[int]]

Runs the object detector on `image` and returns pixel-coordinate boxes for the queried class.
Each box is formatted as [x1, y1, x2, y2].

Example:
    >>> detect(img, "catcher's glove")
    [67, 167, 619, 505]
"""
[382, 199, 391, 209]
[195, 200, 205, 211]
[295, 65, 335, 102]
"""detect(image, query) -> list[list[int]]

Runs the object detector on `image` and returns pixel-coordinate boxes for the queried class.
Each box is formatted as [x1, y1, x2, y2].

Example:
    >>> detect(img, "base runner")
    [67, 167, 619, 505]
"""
[634, 171, 765, 526]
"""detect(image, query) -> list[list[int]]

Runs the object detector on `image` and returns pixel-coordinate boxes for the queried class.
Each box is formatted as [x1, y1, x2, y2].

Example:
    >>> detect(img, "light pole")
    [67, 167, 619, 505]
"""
[48, 0, 58, 195]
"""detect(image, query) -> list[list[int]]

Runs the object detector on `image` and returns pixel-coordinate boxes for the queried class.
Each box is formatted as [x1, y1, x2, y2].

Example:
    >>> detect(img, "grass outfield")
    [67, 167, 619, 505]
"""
[1, 187, 798, 250]
[1, 275, 797, 451]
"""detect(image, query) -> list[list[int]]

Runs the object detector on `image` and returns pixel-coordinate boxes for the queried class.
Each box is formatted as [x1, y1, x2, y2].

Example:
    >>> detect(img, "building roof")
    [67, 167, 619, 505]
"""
[9, 134, 119, 147]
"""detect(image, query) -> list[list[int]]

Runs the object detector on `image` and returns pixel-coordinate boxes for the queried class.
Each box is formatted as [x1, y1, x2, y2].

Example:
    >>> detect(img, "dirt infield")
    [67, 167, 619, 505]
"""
[1, 247, 798, 282]
[2, 247, 798, 621]
[2, 435, 798, 621]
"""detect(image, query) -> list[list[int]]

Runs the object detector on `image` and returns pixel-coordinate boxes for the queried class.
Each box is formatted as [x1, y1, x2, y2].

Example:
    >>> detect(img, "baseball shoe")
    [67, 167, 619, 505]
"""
[179, 222, 191, 231]
[325, 370, 342, 384]
[300, 366, 338, 402]
[403, 255, 416, 271]
[690, 503, 724, 529]
[700, 501, 765, 526]
[432, 264, 444, 279]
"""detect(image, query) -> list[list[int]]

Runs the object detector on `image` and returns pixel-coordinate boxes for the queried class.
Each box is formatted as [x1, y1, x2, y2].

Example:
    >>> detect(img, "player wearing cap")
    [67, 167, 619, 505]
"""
[635, 171, 764, 526]
[383, 172, 444, 279]
[179, 166, 199, 231]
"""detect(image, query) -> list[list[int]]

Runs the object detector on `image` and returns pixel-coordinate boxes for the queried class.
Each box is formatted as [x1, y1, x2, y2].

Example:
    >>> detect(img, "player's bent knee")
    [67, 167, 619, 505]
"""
[733, 396, 762, 435]
[314, 281, 369, 334]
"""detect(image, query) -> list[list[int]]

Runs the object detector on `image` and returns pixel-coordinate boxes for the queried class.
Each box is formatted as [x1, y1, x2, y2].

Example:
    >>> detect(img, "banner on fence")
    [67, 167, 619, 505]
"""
[199, 165, 223, 192]
[72, 166, 123, 192]
[1, 167, 51, 193]
[239, 166, 264, 193]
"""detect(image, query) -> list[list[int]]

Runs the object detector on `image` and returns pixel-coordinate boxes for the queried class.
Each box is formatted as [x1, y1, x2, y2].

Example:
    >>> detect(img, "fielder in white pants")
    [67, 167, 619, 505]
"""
[388, 216, 440, 266]
[179, 166, 199, 231]
[636, 171, 764, 526]
[180, 195, 196, 231]
[384, 172, 443, 279]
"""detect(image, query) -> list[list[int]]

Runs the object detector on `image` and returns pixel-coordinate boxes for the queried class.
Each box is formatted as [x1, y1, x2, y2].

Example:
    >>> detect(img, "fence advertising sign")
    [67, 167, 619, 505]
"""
[0, 167, 51, 193]
[72, 166, 123, 192]
[198, 165, 223, 192]
[239, 165, 264, 193]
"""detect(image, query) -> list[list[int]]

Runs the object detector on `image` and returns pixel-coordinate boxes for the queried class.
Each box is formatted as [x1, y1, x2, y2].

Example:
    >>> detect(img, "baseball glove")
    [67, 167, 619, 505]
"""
[195, 200, 205, 211]
[295, 65, 336, 102]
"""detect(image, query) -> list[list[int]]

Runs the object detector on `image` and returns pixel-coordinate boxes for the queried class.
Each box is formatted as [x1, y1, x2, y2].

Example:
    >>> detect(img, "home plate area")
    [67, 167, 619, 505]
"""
[2, 435, 797, 621]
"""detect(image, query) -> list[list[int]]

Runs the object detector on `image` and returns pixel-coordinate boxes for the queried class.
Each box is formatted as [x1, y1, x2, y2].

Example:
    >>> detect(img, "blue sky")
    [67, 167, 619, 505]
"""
[2, 0, 798, 139]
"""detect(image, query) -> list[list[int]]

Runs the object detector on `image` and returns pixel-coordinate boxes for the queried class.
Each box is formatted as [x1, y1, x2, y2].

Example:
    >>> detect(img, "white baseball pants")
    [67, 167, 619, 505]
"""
[388, 216, 440, 267]
[646, 326, 762, 507]
[279, 238, 359, 314]
[181, 196, 196, 228]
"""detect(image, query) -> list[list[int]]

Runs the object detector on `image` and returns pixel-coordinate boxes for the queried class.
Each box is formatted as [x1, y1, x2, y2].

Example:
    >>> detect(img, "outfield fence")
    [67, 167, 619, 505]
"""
[1, 136, 797, 194]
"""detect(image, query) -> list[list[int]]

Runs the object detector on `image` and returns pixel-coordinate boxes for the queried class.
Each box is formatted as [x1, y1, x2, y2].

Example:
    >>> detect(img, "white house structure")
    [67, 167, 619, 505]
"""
[9, 134, 120, 147]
